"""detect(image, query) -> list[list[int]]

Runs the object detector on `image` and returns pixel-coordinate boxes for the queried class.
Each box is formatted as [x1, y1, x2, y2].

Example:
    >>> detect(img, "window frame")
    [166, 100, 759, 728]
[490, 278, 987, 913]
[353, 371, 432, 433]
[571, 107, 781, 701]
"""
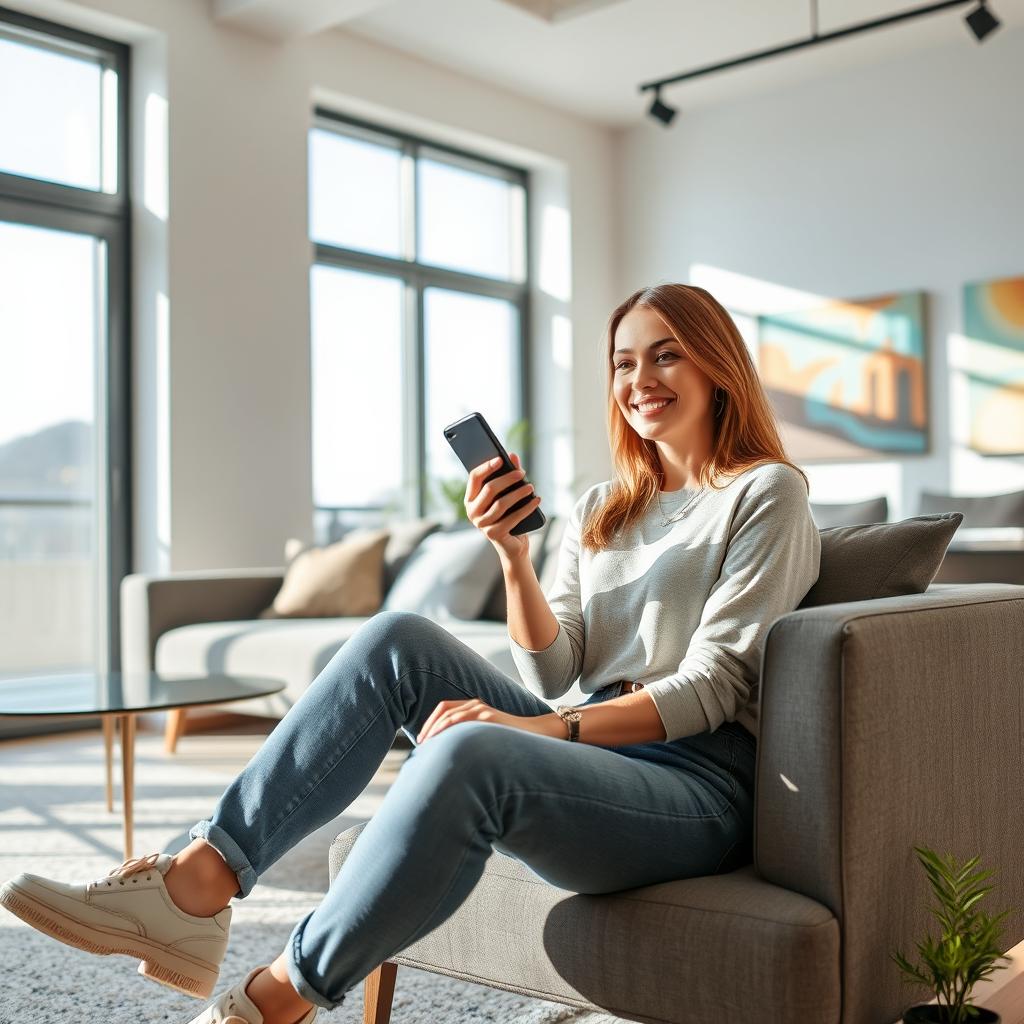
[310, 107, 533, 530]
[0, 5, 131, 738]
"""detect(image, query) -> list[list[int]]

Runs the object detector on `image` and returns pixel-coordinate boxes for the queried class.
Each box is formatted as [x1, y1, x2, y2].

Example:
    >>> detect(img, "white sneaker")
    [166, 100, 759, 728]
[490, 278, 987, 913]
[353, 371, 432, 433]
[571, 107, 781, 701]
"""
[184, 965, 318, 1023]
[0, 852, 232, 999]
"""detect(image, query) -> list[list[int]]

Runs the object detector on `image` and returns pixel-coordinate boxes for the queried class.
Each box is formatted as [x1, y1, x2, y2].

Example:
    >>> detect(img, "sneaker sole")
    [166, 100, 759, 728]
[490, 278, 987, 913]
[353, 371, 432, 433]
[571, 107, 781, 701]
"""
[0, 880, 220, 999]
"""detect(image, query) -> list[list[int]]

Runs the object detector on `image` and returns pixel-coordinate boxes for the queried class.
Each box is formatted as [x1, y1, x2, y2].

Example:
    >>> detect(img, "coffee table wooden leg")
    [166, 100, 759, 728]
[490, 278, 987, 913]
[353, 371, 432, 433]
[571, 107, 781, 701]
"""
[119, 714, 136, 861]
[103, 716, 115, 812]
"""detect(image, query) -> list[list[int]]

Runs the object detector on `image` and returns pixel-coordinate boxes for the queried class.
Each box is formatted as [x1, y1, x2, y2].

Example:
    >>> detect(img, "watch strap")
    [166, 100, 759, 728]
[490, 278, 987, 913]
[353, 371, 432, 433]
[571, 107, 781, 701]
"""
[555, 705, 582, 742]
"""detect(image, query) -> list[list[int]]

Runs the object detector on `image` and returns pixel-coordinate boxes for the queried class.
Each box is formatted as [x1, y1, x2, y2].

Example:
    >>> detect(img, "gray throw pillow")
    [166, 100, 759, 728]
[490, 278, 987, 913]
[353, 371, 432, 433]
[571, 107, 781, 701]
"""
[799, 512, 964, 609]
[810, 496, 888, 529]
[383, 517, 442, 594]
[918, 487, 1024, 529]
[381, 527, 502, 622]
[479, 518, 553, 622]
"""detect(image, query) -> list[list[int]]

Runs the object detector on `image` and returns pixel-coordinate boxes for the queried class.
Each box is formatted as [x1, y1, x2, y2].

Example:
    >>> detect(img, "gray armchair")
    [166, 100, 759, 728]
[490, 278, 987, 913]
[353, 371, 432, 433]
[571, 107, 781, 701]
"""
[331, 583, 1024, 1024]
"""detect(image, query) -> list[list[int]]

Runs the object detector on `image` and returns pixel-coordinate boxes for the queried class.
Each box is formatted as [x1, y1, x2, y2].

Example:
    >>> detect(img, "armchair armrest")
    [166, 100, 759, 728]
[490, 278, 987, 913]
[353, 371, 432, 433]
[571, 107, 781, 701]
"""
[120, 569, 284, 674]
[754, 583, 1024, 1023]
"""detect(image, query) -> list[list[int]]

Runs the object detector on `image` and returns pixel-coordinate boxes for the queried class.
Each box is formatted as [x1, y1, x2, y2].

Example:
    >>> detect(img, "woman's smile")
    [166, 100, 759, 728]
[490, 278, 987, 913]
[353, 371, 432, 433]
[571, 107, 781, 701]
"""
[633, 397, 675, 418]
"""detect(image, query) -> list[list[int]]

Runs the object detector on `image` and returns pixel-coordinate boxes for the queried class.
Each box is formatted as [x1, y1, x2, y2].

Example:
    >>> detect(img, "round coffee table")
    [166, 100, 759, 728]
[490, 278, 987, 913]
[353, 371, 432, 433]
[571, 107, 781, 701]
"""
[0, 671, 286, 860]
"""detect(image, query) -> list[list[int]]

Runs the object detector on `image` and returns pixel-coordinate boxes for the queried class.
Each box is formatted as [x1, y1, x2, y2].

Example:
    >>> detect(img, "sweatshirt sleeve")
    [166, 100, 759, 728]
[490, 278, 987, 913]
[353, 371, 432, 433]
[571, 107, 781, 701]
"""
[507, 489, 590, 701]
[643, 464, 822, 742]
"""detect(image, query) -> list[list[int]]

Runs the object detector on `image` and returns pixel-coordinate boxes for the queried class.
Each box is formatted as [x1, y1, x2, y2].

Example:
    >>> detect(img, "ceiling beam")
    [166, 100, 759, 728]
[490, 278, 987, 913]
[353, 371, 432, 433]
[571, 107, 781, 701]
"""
[212, 0, 398, 41]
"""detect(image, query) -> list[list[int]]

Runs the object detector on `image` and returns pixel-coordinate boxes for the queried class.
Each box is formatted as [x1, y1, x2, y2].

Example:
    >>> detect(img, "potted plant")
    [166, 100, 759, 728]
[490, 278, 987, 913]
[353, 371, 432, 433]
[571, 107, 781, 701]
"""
[891, 845, 1013, 1023]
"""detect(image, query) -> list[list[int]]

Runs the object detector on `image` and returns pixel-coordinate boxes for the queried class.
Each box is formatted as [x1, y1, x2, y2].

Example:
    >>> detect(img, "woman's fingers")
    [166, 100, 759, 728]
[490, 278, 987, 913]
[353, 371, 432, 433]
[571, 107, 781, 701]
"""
[416, 700, 449, 742]
[417, 699, 483, 743]
[479, 481, 534, 526]
[467, 461, 530, 525]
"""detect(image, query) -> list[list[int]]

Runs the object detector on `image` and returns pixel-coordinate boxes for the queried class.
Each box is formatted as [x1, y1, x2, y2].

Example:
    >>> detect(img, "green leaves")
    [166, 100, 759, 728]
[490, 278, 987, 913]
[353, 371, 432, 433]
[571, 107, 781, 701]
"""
[890, 845, 1013, 1024]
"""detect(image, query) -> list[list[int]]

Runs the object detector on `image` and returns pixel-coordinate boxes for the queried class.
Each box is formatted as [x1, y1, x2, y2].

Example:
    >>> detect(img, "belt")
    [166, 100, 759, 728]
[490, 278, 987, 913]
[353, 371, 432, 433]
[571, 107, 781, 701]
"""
[618, 680, 646, 696]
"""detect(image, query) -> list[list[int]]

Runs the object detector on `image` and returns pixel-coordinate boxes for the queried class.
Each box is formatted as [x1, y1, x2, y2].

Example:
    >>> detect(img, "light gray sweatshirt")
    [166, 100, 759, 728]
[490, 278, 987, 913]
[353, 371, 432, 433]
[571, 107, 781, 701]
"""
[509, 461, 821, 743]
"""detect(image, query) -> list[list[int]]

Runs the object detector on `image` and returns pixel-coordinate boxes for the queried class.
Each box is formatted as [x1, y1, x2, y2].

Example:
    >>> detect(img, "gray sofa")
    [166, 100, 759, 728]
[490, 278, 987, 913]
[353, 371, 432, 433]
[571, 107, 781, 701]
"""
[120, 514, 1024, 1021]
[331, 581, 1024, 1024]
[119, 516, 570, 749]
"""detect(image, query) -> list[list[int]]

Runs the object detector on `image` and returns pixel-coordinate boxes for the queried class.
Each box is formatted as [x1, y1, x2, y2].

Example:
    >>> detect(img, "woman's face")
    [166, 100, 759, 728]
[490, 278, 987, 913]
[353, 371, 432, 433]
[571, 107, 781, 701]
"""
[611, 304, 716, 442]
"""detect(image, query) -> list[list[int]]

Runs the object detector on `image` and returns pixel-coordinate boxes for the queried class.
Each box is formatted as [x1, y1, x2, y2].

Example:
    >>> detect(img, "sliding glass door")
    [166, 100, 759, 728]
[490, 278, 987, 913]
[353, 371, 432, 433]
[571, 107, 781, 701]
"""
[0, 9, 130, 737]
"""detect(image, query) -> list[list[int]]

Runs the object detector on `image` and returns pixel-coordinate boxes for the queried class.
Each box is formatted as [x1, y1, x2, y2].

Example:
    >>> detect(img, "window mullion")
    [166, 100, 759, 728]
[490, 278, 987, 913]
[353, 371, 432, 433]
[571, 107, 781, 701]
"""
[400, 138, 416, 263]
[414, 279, 427, 519]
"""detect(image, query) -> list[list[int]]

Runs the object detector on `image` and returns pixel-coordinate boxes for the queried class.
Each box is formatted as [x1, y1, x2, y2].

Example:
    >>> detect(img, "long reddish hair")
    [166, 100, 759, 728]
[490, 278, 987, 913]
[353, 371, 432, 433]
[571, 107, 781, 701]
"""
[580, 283, 809, 553]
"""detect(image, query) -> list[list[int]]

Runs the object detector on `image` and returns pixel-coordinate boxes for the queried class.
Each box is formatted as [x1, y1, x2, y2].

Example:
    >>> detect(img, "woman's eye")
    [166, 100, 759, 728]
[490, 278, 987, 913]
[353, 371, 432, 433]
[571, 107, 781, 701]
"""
[615, 353, 677, 371]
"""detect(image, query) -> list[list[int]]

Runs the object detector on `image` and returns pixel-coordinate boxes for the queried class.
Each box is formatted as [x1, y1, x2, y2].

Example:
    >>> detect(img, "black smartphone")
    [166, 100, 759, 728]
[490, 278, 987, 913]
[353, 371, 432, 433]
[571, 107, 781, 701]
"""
[442, 412, 546, 536]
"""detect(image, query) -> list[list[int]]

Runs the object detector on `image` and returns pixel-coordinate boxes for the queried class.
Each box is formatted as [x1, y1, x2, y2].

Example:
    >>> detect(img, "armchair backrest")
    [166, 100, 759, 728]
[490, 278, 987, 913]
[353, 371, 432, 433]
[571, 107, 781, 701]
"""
[754, 583, 1024, 1023]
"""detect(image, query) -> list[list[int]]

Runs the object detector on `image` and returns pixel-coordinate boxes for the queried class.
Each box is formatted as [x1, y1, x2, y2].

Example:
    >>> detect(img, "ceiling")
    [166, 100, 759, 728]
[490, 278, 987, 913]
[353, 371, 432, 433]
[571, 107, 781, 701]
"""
[213, 0, 1022, 126]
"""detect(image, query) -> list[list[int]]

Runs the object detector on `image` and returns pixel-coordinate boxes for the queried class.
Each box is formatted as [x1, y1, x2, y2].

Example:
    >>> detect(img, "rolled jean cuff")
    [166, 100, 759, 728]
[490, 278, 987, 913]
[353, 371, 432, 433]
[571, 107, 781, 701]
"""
[188, 819, 258, 899]
[286, 912, 345, 1011]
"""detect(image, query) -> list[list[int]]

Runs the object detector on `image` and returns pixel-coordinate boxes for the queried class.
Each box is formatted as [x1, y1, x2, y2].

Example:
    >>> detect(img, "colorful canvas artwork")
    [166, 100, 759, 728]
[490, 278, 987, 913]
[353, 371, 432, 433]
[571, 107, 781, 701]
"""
[962, 275, 1024, 455]
[756, 291, 928, 461]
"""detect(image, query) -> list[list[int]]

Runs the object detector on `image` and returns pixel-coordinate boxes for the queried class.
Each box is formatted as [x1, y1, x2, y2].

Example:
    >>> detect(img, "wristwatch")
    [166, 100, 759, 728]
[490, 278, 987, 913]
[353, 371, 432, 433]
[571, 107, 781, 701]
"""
[555, 705, 582, 742]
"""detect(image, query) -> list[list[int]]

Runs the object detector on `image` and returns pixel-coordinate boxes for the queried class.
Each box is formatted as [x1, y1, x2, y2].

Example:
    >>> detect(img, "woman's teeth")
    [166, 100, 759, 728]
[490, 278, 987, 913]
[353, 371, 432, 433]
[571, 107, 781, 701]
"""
[634, 398, 674, 416]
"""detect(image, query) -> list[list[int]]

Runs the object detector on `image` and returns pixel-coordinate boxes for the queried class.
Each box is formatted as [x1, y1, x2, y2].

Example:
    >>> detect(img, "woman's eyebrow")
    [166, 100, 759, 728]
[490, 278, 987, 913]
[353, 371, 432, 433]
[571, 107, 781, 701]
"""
[613, 337, 676, 356]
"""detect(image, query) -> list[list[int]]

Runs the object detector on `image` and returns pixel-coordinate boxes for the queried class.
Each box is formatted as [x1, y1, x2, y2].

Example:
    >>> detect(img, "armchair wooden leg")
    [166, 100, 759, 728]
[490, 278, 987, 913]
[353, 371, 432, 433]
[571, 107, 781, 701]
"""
[102, 716, 115, 812]
[165, 709, 187, 754]
[363, 961, 397, 1024]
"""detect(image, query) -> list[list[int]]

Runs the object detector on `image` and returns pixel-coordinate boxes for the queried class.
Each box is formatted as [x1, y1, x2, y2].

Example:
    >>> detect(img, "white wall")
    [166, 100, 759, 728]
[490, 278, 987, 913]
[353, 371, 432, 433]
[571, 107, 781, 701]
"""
[616, 24, 1024, 520]
[8, 0, 619, 571]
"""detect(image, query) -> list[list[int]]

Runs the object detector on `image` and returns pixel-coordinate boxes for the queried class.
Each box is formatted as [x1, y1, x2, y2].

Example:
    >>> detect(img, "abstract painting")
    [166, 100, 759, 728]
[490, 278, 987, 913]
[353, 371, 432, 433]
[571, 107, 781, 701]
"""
[757, 291, 928, 461]
[962, 275, 1024, 455]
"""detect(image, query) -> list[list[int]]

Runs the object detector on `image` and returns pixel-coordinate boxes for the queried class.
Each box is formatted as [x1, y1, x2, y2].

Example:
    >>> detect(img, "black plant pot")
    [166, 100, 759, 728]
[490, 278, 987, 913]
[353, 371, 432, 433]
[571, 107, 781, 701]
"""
[903, 1005, 1000, 1023]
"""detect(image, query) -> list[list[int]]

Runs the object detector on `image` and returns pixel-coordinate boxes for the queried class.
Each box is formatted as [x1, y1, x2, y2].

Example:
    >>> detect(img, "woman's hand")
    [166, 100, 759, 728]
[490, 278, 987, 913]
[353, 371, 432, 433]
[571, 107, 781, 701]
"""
[464, 451, 540, 563]
[416, 698, 555, 744]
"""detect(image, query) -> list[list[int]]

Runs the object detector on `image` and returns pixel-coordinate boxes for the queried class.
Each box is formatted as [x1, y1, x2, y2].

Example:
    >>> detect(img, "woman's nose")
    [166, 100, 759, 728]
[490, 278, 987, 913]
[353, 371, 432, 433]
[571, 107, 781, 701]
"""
[631, 366, 661, 386]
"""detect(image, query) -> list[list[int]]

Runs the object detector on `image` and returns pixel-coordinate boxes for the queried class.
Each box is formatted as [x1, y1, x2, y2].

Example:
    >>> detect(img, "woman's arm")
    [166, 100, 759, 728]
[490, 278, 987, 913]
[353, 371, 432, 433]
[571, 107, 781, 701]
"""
[507, 492, 590, 699]
[534, 688, 668, 745]
[501, 547, 558, 653]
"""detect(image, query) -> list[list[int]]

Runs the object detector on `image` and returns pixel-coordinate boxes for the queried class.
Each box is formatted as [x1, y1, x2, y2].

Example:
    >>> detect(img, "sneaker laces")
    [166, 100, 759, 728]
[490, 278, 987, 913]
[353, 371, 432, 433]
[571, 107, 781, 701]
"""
[92, 852, 161, 889]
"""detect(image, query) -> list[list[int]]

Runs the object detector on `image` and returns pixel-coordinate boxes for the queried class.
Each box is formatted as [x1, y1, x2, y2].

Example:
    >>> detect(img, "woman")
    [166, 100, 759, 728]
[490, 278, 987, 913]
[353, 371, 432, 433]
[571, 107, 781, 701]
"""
[0, 283, 820, 1024]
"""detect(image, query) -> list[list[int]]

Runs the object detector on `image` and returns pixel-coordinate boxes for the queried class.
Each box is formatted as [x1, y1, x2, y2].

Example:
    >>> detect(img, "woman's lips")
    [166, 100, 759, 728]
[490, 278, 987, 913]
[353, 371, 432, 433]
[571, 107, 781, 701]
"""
[633, 398, 675, 418]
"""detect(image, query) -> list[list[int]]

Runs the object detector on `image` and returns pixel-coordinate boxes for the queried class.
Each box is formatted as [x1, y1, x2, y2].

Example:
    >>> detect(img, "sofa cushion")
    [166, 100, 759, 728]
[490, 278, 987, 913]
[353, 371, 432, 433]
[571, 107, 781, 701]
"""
[328, 821, 839, 1022]
[154, 616, 372, 716]
[799, 512, 964, 608]
[381, 526, 502, 622]
[918, 486, 1024, 529]
[260, 527, 391, 618]
[383, 517, 443, 593]
[810, 496, 888, 529]
[281, 517, 442, 596]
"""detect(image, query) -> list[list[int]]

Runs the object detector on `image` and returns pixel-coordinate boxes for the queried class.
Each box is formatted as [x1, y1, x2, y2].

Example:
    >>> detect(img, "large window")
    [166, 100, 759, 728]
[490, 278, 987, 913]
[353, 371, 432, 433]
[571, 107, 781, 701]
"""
[308, 110, 530, 542]
[0, 7, 130, 734]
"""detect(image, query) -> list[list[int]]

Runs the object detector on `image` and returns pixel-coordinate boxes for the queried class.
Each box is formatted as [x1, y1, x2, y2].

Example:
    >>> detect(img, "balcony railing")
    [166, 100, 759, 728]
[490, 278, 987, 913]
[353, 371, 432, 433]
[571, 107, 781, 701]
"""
[0, 495, 96, 675]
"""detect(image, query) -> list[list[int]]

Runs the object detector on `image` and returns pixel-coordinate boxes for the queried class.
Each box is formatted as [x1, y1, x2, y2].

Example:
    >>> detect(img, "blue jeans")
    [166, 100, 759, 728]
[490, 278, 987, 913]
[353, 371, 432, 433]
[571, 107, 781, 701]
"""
[189, 610, 756, 1011]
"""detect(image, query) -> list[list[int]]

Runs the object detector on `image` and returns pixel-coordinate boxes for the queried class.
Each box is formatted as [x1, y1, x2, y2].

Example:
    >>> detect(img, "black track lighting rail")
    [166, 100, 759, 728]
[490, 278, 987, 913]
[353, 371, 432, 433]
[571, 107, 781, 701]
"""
[639, 0, 985, 96]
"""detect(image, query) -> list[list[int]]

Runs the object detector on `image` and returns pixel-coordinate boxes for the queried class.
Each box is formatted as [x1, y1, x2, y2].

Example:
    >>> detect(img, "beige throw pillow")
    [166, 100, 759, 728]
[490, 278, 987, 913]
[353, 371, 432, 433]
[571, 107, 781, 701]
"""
[263, 527, 391, 618]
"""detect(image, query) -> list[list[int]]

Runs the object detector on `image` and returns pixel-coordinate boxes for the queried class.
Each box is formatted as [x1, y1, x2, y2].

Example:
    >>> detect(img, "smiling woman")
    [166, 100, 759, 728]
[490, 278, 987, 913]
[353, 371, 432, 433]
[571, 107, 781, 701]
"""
[586, 282, 810, 552]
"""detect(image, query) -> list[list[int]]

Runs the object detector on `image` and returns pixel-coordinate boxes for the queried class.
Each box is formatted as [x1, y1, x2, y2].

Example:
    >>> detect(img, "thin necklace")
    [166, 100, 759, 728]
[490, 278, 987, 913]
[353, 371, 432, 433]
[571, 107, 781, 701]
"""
[656, 486, 708, 527]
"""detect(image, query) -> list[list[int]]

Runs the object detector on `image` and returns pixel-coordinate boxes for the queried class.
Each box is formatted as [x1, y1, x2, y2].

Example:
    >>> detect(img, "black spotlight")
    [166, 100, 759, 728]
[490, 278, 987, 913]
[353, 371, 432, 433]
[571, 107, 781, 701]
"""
[647, 89, 677, 127]
[965, 0, 1000, 41]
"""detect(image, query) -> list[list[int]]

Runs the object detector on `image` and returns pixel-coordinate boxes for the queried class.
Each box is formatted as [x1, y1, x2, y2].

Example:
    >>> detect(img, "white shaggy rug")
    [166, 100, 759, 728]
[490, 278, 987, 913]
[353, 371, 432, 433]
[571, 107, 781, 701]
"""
[0, 724, 631, 1024]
